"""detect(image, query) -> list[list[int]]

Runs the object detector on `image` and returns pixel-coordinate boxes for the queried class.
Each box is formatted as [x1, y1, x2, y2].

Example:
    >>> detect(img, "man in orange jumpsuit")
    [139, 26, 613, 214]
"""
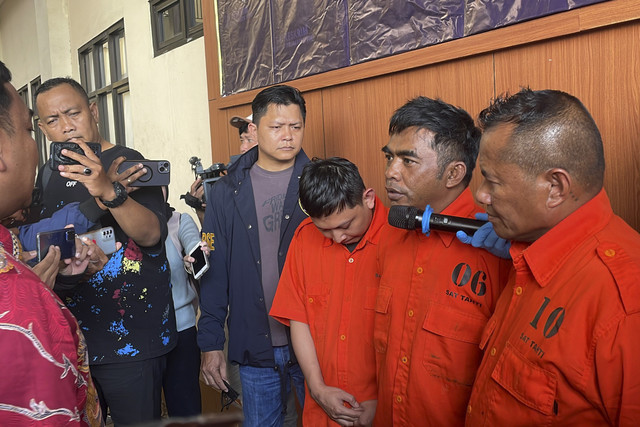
[271, 157, 387, 426]
[465, 89, 640, 425]
[375, 97, 512, 426]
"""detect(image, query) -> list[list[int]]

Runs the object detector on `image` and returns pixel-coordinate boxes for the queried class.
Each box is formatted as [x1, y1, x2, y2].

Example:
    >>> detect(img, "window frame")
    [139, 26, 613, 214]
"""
[23, 77, 49, 168]
[150, 0, 203, 57]
[78, 19, 130, 146]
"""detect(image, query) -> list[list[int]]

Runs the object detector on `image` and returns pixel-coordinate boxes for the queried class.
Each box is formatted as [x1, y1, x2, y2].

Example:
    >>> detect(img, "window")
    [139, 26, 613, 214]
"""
[17, 85, 28, 107]
[18, 80, 48, 168]
[78, 19, 132, 146]
[150, 0, 203, 56]
[29, 77, 48, 168]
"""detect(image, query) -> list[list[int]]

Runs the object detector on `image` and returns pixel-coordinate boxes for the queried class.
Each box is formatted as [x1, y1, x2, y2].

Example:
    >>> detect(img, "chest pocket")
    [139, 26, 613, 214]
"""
[422, 301, 487, 345]
[491, 341, 557, 418]
[420, 301, 488, 389]
[373, 285, 393, 353]
[306, 282, 330, 340]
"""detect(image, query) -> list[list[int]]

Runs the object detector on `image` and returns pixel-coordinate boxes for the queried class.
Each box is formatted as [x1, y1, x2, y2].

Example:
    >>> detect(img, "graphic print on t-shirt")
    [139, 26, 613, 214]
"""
[261, 194, 286, 233]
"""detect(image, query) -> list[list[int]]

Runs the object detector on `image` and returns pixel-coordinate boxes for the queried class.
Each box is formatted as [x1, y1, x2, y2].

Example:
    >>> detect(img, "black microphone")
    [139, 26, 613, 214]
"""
[388, 205, 487, 235]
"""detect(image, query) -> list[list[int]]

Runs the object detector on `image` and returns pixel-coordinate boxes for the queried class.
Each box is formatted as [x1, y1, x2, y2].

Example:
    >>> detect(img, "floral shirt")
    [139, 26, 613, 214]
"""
[0, 226, 103, 426]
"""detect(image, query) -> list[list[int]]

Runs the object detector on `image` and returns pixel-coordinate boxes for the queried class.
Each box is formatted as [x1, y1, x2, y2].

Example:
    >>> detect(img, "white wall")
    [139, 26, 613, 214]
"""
[0, 0, 41, 87]
[0, 0, 211, 218]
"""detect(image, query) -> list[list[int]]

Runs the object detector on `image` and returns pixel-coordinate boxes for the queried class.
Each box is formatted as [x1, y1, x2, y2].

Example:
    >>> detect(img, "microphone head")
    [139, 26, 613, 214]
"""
[388, 205, 420, 230]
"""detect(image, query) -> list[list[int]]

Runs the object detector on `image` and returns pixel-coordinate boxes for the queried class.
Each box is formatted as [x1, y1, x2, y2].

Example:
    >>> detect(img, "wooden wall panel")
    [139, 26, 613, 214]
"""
[494, 21, 640, 231]
[297, 90, 327, 161]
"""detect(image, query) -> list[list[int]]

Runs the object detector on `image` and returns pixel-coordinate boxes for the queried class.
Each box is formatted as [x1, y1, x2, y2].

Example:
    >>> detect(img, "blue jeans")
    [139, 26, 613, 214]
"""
[239, 346, 305, 427]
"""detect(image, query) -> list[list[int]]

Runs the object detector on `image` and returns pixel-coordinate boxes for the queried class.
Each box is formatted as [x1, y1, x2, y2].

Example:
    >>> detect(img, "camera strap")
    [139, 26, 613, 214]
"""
[180, 191, 204, 211]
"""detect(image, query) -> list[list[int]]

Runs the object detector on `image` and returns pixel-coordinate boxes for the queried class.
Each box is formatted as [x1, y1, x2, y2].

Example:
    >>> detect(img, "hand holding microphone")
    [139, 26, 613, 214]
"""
[387, 204, 486, 235]
[455, 213, 511, 259]
[388, 206, 511, 259]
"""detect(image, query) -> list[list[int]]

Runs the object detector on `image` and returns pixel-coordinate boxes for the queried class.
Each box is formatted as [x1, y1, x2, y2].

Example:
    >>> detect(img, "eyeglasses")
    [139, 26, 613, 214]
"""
[220, 380, 239, 411]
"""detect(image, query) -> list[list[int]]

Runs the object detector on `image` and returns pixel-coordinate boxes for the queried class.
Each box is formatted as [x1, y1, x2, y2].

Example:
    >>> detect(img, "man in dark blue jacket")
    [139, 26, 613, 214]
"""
[198, 85, 309, 426]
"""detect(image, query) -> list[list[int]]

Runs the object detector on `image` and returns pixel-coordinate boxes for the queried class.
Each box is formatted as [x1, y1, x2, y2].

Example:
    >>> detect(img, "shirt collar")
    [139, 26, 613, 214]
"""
[510, 189, 612, 287]
[427, 188, 480, 248]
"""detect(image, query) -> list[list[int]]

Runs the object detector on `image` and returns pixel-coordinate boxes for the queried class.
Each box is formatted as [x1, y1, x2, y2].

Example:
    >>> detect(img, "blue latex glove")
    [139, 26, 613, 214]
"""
[456, 213, 511, 259]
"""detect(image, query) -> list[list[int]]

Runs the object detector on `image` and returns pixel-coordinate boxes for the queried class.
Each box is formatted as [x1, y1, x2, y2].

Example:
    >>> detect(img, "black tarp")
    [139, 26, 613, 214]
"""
[217, 0, 608, 95]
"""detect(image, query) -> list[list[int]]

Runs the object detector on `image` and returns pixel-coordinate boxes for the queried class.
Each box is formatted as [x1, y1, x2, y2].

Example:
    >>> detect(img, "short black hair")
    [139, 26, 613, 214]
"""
[0, 61, 14, 135]
[299, 157, 366, 219]
[34, 77, 90, 112]
[252, 85, 306, 126]
[389, 96, 481, 186]
[479, 88, 605, 193]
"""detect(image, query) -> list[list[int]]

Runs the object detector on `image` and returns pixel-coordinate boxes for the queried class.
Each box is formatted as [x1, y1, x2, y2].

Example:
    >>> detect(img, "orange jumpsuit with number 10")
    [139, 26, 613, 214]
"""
[465, 190, 640, 426]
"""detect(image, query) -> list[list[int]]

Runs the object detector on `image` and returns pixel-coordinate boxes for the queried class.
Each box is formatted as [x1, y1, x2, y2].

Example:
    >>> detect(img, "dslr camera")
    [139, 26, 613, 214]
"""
[188, 156, 227, 204]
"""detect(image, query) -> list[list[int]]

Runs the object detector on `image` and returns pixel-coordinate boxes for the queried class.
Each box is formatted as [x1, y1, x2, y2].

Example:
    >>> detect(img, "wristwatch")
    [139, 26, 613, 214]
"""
[100, 181, 128, 208]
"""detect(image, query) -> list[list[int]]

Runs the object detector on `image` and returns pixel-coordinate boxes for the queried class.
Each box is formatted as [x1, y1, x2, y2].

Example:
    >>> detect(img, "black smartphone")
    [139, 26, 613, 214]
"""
[187, 241, 209, 280]
[117, 160, 171, 187]
[37, 227, 76, 262]
[49, 142, 102, 170]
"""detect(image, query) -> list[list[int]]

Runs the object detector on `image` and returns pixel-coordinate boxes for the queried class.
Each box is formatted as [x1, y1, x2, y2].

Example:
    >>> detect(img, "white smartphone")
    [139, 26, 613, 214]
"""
[78, 226, 117, 255]
[187, 241, 210, 280]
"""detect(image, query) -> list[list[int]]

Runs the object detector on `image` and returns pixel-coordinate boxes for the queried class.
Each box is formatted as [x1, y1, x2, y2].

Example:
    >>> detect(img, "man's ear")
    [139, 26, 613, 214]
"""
[362, 188, 376, 209]
[89, 101, 99, 123]
[37, 120, 50, 141]
[248, 122, 257, 140]
[545, 168, 572, 208]
[444, 161, 467, 188]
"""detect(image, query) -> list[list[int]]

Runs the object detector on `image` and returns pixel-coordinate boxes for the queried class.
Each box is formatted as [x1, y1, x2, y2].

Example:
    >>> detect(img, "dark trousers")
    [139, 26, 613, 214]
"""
[91, 355, 167, 426]
[163, 326, 202, 417]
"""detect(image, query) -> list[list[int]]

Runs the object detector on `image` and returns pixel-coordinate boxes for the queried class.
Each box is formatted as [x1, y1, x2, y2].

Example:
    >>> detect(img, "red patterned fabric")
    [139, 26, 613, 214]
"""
[0, 225, 102, 426]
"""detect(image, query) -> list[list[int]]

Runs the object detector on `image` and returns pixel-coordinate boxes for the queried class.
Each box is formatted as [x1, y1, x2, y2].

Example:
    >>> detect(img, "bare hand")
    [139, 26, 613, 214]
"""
[190, 177, 205, 200]
[58, 141, 114, 200]
[30, 246, 62, 289]
[183, 241, 210, 270]
[108, 156, 146, 193]
[77, 236, 120, 276]
[58, 235, 91, 276]
[200, 350, 228, 391]
[311, 384, 364, 426]
[355, 400, 377, 426]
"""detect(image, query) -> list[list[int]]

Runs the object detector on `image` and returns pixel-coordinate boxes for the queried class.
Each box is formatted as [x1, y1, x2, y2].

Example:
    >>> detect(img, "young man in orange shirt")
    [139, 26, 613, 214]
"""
[271, 157, 387, 426]
[466, 89, 640, 425]
[375, 97, 512, 426]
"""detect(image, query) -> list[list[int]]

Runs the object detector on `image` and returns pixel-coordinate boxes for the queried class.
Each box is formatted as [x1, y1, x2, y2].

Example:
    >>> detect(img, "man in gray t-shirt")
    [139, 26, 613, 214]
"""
[198, 85, 309, 427]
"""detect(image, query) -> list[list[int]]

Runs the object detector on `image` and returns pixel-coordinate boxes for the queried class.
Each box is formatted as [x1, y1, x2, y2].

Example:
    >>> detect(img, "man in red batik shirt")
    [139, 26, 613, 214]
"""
[0, 60, 102, 426]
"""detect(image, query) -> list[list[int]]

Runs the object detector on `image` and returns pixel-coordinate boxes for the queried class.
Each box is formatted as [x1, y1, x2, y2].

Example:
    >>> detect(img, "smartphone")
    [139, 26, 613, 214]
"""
[78, 226, 117, 255]
[49, 142, 102, 170]
[37, 227, 76, 262]
[187, 241, 209, 280]
[117, 160, 171, 186]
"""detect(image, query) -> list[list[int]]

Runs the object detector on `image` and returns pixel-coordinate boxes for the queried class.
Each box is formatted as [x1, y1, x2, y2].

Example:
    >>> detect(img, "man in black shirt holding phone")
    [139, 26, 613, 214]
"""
[34, 77, 176, 425]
